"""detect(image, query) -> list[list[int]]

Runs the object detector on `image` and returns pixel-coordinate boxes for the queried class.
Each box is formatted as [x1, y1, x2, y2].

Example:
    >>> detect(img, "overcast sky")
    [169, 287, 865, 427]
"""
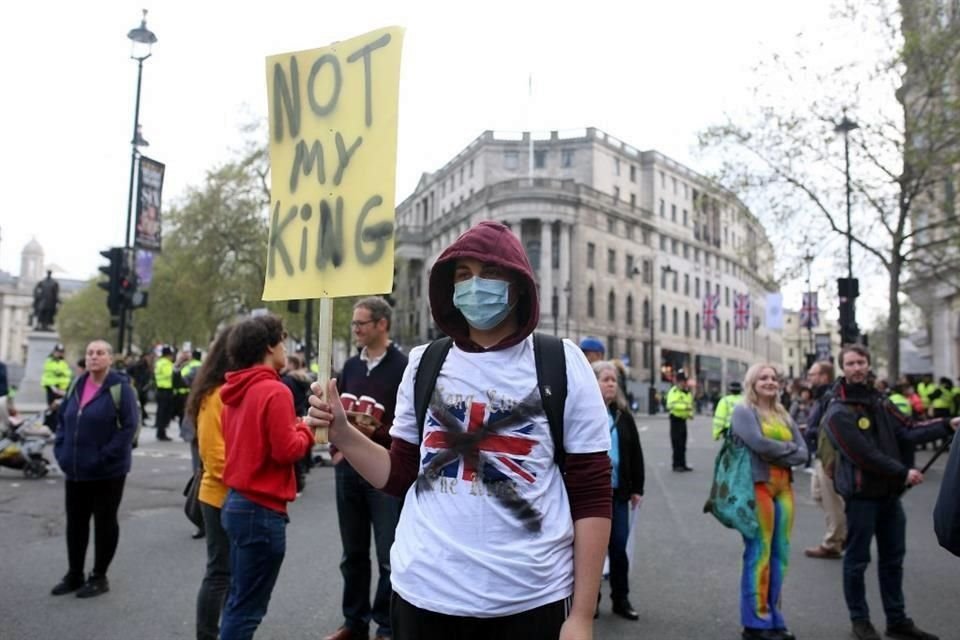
[3, 1, 888, 324]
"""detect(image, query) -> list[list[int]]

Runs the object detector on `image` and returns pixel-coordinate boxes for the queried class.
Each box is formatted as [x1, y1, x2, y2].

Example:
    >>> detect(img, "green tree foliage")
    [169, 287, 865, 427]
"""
[698, 0, 960, 379]
[57, 279, 114, 355]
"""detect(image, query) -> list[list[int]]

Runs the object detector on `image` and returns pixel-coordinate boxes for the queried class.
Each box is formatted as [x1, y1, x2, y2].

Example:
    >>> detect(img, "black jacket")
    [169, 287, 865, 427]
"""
[804, 382, 835, 454]
[338, 343, 408, 449]
[823, 379, 951, 500]
[610, 407, 645, 500]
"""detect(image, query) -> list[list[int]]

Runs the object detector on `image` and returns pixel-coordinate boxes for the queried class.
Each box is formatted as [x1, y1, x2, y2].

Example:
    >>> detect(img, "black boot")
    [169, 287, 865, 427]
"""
[611, 599, 639, 621]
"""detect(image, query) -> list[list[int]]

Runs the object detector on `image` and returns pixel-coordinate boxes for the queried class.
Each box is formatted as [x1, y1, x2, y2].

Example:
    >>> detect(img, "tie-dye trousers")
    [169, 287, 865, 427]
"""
[740, 467, 794, 630]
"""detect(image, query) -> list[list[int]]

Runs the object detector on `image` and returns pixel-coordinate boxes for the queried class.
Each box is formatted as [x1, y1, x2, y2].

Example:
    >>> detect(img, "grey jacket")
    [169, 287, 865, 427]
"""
[731, 404, 809, 483]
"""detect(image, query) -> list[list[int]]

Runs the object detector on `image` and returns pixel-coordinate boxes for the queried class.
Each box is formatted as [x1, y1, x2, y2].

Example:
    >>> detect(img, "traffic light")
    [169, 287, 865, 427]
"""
[117, 265, 149, 310]
[837, 277, 860, 346]
[98, 247, 124, 316]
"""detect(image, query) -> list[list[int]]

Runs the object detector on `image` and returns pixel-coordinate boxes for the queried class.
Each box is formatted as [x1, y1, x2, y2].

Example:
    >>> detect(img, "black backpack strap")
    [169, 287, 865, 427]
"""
[414, 338, 454, 443]
[533, 333, 568, 472]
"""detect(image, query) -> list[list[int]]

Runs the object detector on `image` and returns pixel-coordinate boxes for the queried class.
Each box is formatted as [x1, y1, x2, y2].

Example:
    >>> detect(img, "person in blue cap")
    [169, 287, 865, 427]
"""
[579, 337, 606, 364]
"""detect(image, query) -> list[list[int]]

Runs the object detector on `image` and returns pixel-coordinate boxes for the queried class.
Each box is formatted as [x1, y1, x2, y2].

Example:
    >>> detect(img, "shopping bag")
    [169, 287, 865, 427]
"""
[703, 431, 759, 538]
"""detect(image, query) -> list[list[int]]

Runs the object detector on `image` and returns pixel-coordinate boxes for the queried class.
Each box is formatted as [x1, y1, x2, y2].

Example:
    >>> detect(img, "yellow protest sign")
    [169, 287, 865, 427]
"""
[263, 26, 404, 300]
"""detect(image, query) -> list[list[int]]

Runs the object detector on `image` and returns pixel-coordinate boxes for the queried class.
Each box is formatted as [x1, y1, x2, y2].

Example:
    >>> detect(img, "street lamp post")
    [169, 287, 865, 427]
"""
[835, 110, 859, 281]
[639, 259, 674, 414]
[803, 249, 815, 362]
[119, 10, 157, 353]
[835, 110, 859, 345]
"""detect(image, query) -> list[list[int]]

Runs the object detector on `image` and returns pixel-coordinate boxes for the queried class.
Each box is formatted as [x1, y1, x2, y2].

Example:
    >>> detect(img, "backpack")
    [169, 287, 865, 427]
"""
[413, 333, 568, 471]
[65, 376, 143, 449]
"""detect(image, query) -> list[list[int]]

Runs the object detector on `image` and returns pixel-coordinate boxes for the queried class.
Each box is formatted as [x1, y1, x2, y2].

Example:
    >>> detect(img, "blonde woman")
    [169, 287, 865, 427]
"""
[731, 363, 808, 640]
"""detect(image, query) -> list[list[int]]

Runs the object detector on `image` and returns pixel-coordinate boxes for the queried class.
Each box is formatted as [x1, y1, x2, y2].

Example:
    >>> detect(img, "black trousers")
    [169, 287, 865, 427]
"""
[669, 415, 688, 468]
[155, 389, 174, 437]
[65, 476, 126, 578]
[391, 593, 569, 640]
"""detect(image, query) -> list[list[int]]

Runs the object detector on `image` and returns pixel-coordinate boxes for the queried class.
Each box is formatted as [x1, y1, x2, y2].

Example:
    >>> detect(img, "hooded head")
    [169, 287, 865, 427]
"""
[429, 221, 538, 351]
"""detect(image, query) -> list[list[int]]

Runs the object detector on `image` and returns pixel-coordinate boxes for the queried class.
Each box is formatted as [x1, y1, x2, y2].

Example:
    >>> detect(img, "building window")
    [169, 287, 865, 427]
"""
[642, 229, 651, 246]
[672, 239, 679, 255]
[684, 274, 690, 296]
[505, 151, 519, 170]
[561, 149, 574, 167]
[469, 159, 474, 177]
[626, 294, 634, 325]
[660, 304, 667, 332]
[586, 242, 596, 269]
[661, 269, 668, 290]
[626, 337, 635, 365]
[672, 176, 678, 194]
[660, 235, 667, 251]
[725, 321, 731, 344]
[671, 204, 677, 221]
[626, 254, 635, 277]
[630, 193, 636, 208]
[672, 308, 679, 334]
[695, 277, 701, 299]
[684, 310, 691, 337]
[672, 272, 678, 293]
[534, 149, 547, 169]
[629, 165, 636, 182]
[608, 336, 617, 358]
[642, 341, 650, 368]
[725, 287, 730, 307]
[608, 291, 616, 322]
[615, 157, 621, 175]
[695, 313, 701, 338]
[642, 259, 652, 283]
[613, 186, 620, 201]
[607, 216, 616, 233]
[607, 248, 616, 274]
[659, 199, 665, 217]
[587, 285, 595, 318]
[660, 171, 666, 187]
[683, 243, 690, 259]
[694, 248, 700, 263]
[643, 298, 650, 328]
[626, 223, 635, 240]
[683, 209, 688, 226]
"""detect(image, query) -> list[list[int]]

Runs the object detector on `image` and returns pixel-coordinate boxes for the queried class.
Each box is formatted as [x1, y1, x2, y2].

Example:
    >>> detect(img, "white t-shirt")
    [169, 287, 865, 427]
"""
[389, 335, 610, 617]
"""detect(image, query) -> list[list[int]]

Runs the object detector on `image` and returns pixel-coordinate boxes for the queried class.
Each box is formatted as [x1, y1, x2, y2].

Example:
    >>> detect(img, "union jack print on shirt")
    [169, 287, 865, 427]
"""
[422, 401, 539, 484]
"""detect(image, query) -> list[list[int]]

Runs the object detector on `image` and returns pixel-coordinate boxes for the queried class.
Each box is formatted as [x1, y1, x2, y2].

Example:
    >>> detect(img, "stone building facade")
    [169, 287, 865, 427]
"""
[393, 128, 782, 396]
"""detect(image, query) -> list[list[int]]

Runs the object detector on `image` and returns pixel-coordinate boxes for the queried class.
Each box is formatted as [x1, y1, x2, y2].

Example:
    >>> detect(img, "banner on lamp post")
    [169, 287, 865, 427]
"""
[134, 156, 165, 252]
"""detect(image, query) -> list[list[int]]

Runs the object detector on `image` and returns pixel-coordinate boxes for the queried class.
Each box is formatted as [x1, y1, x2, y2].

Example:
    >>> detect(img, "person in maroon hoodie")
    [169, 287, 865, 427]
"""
[308, 220, 612, 640]
[218, 314, 314, 640]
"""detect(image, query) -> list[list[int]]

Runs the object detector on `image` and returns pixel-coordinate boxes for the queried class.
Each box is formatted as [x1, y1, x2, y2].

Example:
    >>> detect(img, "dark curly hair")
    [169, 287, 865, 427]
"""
[185, 325, 235, 423]
[227, 314, 286, 370]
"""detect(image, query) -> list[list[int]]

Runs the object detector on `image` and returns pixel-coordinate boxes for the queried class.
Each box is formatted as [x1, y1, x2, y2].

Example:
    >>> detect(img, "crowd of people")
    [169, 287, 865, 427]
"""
[3, 220, 957, 640]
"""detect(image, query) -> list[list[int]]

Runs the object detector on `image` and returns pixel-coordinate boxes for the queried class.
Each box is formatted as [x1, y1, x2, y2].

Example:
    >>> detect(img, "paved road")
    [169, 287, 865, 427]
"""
[1, 415, 957, 639]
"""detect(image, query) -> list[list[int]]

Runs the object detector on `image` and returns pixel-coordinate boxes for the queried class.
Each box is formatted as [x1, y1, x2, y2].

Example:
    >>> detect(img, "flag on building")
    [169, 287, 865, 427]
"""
[734, 293, 751, 330]
[702, 293, 719, 330]
[765, 292, 784, 330]
[800, 292, 819, 329]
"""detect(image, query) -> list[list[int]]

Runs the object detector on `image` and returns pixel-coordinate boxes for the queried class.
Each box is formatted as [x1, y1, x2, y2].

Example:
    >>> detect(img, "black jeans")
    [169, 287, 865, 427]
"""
[669, 416, 688, 468]
[64, 476, 126, 578]
[196, 502, 230, 640]
[607, 498, 631, 602]
[335, 461, 402, 636]
[843, 497, 908, 625]
[391, 592, 569, 640]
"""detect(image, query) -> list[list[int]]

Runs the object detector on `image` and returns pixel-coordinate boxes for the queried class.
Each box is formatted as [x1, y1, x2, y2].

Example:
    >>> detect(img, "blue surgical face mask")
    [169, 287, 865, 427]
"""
[453, 276, 514, 330]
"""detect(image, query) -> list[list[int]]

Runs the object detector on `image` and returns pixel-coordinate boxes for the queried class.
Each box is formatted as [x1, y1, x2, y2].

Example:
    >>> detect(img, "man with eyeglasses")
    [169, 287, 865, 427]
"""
[324, 297, 408, 640]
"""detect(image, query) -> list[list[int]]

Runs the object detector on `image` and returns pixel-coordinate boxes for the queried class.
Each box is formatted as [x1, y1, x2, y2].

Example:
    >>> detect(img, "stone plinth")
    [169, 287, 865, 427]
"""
[14, 332, 62, 410]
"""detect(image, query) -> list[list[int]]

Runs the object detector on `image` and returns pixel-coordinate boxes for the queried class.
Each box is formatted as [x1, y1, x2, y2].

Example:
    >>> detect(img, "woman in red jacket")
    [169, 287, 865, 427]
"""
[218, 315, 314, 640]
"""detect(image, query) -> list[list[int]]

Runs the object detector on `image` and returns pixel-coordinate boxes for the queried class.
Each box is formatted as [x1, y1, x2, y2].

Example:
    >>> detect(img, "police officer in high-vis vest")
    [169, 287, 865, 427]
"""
[666, 371, 694, 471]
[153, 346, 175, 441]
[712, 381, 743, 440]
[889, 383, 913, 419]
[42, 343, 72, 406]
